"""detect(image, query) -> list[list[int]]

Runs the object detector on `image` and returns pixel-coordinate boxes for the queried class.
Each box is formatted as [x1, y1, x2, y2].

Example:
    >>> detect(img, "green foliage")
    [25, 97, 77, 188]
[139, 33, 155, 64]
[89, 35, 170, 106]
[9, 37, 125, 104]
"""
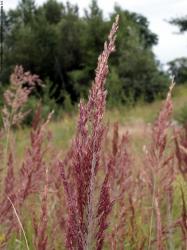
[168, 57, 187, 84]
[107, 67, 126, 107]
[110, 6, 168, 103]
[170, 15, 187, 33]
[23, 79, 64, 126]
[62, 91, 74, 114]
[42, 0, 64, 24]
[3, 0, 169, 108]
[169, 14, 187, 85]
[175, 103, 187, 126]
[23, 96, 63, 126]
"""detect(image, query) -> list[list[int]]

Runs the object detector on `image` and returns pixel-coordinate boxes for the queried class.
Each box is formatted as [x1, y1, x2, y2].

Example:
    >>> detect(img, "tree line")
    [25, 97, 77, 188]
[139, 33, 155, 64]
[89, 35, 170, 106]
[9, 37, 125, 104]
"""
[1, 0, 186, 111]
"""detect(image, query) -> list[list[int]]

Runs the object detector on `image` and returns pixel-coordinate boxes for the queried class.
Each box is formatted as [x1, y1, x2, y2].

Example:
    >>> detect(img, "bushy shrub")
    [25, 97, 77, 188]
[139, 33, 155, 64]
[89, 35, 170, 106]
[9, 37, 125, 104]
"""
[23, 96, 62, 126]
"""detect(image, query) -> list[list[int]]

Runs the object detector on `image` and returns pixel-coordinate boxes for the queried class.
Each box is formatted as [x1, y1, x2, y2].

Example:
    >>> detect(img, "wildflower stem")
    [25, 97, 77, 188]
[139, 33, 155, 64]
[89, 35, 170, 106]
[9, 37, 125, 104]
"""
[8, 197, 30, 250]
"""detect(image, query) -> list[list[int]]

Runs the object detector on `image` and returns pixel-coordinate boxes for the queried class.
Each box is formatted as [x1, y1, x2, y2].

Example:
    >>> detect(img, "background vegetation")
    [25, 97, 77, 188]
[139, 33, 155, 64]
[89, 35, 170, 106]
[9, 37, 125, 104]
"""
[0, 0, 174, 113]
[1, 0, 187, 123]
[1, 2, 187, 249]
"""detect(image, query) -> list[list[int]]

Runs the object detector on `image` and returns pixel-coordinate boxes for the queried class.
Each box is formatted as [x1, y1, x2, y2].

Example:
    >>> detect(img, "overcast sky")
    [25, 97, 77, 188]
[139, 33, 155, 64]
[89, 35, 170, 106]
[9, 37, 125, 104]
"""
[4, 0, 187, 66]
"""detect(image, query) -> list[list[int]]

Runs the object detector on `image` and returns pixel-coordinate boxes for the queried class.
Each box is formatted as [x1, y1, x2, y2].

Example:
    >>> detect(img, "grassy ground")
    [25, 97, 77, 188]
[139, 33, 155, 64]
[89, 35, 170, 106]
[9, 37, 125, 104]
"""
[2, 84, 187, 249]
[14, 85, 187, 159]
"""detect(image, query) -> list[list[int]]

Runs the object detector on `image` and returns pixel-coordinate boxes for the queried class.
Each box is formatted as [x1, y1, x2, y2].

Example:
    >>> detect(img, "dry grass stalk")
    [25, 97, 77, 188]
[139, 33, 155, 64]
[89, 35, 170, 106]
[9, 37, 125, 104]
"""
[33, 168, 49, 250]
[142, 81, 175, 249]
[0, 106, 52, 246]
[59, 16, 119, 250]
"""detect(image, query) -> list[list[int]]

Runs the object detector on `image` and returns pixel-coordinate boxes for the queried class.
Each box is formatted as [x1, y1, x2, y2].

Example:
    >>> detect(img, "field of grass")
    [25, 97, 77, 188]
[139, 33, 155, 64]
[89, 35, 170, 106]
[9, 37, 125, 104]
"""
[13, 84, 187, 159]
[1, 81, 187, 249]
[3, 87, 185, 247]
[1, 17, 187, 249]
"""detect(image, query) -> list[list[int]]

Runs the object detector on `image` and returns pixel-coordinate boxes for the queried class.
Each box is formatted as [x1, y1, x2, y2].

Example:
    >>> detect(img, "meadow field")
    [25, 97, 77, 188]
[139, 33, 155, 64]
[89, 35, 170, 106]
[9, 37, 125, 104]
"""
[15, 84, 187, 157]
[1, 16, 187, 250]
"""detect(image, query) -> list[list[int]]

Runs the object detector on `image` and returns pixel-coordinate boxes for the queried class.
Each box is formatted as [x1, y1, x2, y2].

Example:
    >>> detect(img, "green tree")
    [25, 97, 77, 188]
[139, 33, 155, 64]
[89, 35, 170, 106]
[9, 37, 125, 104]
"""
[109, 6, 168, 103]
[55, 2, 85, 103]
[168, 58, 187, 84]
[68, 0, 110, 100]
[170, 15, 187, 33]
[42, 0, 64, 24]
[169, 14, 187, 83]
[2, 0, 170, 109]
